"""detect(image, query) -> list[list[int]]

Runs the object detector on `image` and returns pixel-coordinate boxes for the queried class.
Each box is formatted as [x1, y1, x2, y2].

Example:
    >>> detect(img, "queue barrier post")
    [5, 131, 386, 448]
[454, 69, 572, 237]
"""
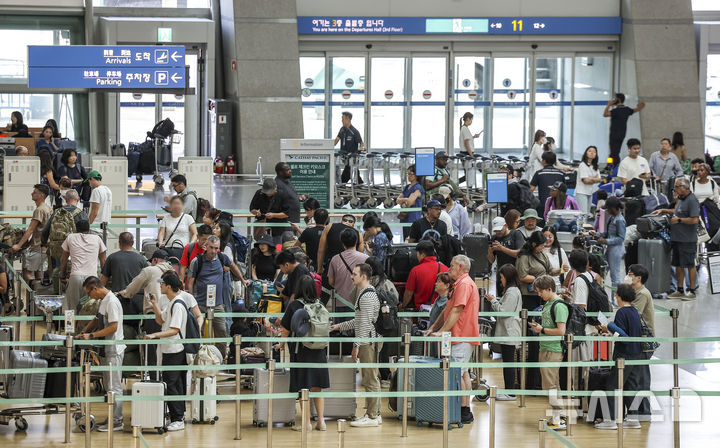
[442, 357, 449, 448]
[132, 425, 140, 448]
[565, 333, 574, 437]
[300, 388, 309, 448]
[106, 391, 115, 448]
[402, 332, 410, 438]
[84, 362, 91, 448]
[207, 308, 215, 339]
[519, 308, 528, 408]
[64, 335, 74, 444]
[671, 309, 679, 388]
[538, 419, 547, 447]
[234, 335, 242, 440]
[617, 358, 625, 448]
[672, 387, 680, 448]
[337, 419, 346, 448]
[267, 359, 275, 448]
[489, 386, 497, 448]
[29, 289, 35, 341]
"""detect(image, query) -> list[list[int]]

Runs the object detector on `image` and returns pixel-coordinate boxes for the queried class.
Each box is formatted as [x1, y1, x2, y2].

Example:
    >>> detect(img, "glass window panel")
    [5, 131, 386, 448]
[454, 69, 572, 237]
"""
[96, 0, 210, 7]
[453, 56, 489, 154]
[303, 106, 325, 140]
[411, 57, 446, 149]
[119, 92, 156, 146]
[573, 56, 612, 162]
[535, 57, 572, 158]
[300, 56, 326, 139]
[370, 57, 405, 150]
[0, 30, 69, 83]
[492, 57, 529, 152]
[161, 94, 184, 161]
[330, 106, 364, 144]
[330, 57, 365, 138]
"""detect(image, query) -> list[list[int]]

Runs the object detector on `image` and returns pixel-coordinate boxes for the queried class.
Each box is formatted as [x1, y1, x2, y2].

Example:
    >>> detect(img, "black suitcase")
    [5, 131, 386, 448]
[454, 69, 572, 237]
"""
[127, 151, 140, 176]
[139, 149, 155, 174]
[621, 197, 646, 226]
[387, 243, 418, 283]
[44, 359, 80, 398]
[586, 366, 613, 422]
[636, 214, 670, 238]
[462, 234, 491, 278]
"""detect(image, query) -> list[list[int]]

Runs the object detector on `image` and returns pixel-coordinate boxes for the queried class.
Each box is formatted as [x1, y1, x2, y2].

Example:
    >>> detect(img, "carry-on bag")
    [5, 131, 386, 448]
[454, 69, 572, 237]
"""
[131, 345, 167, 433]
[6, 350, 47, 399]
[253, 367, 296, 427]
[191, 376, 218, 424]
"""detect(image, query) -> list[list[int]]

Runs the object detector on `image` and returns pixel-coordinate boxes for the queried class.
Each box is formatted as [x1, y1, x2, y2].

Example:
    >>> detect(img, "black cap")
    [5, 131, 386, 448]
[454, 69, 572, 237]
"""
[151, 249, 169, 260]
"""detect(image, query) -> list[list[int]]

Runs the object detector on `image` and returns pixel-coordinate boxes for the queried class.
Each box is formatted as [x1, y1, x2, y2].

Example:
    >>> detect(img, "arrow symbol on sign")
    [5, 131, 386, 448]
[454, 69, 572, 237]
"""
[490, 23, 496, 28]
[171, 73, 181, 83]
[171, 50, 181, 62]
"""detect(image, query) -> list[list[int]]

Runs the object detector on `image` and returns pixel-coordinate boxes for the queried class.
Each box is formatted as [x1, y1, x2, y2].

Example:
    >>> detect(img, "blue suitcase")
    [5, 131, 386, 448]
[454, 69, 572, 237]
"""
[414, 362, 463, 429]
[393, 356, 439, 419]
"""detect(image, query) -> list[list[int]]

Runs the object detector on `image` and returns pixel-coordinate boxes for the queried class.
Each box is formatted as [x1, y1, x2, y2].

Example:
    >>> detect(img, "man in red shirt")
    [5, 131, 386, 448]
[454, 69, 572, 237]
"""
[400, 240, 448, 310]
[178, 224, 214, 282]
[431, 254, 479, 424]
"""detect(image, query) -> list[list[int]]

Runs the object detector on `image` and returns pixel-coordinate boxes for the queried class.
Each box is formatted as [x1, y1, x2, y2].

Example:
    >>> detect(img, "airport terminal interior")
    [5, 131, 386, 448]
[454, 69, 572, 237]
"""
[1, 0, 720, 447]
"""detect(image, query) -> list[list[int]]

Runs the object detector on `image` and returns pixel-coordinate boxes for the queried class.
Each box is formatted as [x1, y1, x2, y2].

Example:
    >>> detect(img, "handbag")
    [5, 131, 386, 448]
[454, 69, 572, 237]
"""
[160, 213, 187, 260]
[699, 206, 711, 243]
[640, 316, 660, 353]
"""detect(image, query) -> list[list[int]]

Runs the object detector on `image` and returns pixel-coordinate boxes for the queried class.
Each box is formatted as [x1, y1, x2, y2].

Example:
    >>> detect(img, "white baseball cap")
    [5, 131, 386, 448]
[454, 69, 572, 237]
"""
[492, 217, 506, 232]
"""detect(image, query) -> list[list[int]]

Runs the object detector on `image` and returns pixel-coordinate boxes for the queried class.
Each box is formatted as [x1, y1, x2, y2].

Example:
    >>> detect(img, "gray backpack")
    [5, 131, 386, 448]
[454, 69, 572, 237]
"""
[292, 299, 330, 351]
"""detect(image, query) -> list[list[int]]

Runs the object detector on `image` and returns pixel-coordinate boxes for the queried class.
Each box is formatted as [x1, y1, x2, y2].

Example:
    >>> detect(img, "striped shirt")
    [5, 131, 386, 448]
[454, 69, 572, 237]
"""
[336, 286, 380, 346]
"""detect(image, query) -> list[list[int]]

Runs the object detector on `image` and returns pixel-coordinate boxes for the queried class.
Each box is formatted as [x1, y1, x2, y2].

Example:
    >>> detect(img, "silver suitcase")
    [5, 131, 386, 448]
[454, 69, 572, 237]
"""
[131, 381, 167, 433]
[191, 376, 218, 424]
[313, 355, 356, 420]
[7, 350, 47, 399]
[253, 368, 296, 427]
[0, 325, 12, 386]
[546, 210, 586, 226]
[141, 238, 157, 261]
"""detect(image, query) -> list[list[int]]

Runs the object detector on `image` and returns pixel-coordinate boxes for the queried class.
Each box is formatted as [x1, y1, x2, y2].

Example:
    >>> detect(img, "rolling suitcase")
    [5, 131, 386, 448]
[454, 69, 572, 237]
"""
[637, 239, 671, 294]
[585, 366, 613, 423]
[142, 239, 158, 261]
[40, 333, 68, 360]
[44, 358, 79, 398]
[415, 363, 463, 428]
[131, 345, 167, 434]
[0, 325, 12, 385]
[191, 376, 218, 424]
[7, 351, 47, 399]
[391, 356, 438, 419]
[313, 354, 356, 420]
[462, 234, 491, 278]
[253, 368, 296, 427]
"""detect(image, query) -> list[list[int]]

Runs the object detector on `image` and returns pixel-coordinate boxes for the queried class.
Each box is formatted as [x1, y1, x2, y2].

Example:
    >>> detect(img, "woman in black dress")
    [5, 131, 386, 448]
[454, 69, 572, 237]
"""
[279, 275, 329, 431]
[251, 234, 279, 281]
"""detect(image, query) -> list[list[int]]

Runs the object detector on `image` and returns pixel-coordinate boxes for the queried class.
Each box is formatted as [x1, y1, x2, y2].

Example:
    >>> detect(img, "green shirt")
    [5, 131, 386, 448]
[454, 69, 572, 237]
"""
[540, 298, 568, 353]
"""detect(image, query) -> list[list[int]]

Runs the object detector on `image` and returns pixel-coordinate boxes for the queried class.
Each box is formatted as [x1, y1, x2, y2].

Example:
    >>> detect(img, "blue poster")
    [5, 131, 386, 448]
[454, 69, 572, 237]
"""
[486, 172, 508, 204]
[415, 147, 435, 177]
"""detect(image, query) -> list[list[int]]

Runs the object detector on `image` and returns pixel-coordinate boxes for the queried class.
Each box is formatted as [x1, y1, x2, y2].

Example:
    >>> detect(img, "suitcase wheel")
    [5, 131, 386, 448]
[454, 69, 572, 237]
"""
[192, 419, 198, 424]
[157, 427, 165, 434]
[14, 418, 28, 432]
[457, 423, 463, 429]
[76, 415, 95, 433]
[417, 421, 423, 427]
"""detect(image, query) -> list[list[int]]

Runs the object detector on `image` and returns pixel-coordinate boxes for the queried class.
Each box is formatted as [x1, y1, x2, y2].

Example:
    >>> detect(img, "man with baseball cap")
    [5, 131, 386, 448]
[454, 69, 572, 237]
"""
[86, 170, 113, 226]
[249, 178, 277, 239]
[424, 151, 466, 202]
[489, 216, 525, 295]
[407, 199, 448, 243]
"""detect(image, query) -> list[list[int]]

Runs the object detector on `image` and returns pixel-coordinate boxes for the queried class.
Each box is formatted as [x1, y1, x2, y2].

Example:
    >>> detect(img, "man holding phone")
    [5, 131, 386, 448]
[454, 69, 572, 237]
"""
[603, 93, 645, 164]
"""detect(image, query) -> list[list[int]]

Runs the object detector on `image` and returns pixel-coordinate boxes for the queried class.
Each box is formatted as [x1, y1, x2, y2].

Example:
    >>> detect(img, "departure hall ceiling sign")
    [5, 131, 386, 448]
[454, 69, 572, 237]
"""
[298, 17, 621, 35]
[28, 45, 186, 90]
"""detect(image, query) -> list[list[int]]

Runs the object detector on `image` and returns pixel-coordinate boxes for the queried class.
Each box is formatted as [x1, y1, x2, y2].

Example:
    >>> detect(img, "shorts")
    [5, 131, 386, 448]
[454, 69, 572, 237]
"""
[671, 241, 697, 268]
[450, 342, 474, 373]
[22, 249, 45, 272]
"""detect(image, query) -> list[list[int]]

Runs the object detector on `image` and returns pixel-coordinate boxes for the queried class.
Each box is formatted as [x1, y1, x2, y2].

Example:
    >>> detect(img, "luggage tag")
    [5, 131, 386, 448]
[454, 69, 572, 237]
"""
[207, 284, 217, 307]
[64, 310, 75, 334]
[441, 332, 452, 358]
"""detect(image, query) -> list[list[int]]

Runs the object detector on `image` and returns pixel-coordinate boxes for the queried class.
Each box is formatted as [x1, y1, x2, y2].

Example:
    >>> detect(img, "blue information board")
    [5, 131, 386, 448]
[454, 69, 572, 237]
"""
[486, 172, 508, 204]
[415, 147, 436, 177]
[298, 17, 621, 35]
[28, 45, 186, 90]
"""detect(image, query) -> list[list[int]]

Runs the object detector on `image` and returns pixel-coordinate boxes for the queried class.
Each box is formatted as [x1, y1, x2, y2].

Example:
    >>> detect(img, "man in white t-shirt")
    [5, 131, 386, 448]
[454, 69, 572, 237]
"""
[617, 138, 651, 196]
[78, 276, 124, 432]
[568, 250, 595, 362]
[145, 273, 189, 432]
[158, 271, 204, 329]
[87, 170, 113, 225]
[60, 219, 107, 312]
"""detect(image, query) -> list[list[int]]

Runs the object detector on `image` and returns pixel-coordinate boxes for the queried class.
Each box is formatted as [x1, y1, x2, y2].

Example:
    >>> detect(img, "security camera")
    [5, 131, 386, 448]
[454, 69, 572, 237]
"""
[531, 44, 538, 49]
[366, 44, 373, 49]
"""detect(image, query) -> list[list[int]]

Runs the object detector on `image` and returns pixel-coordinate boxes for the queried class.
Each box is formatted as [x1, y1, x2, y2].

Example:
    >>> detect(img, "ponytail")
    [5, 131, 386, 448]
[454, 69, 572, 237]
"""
[460, 112, 473, 129]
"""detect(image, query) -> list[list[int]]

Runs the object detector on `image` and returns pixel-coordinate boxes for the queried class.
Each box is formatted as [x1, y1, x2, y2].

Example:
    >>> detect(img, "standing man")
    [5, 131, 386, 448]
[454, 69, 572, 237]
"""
[100, 232, 148, 314]
[401, 240, 448, 311]
[78, 276, 124, 432]
[406, 199, 448, 243]
[424, 151, 464, 201]
[649, 138, 684, 189]
[275, 250, 310, 303]
[488, 216, 524, 295]
[164, 174, 198, 220]
[334, 111, 364, 184]
[10, 184, 52, 285]
[266, 162, 302, 244]
[330, 263, 382, 427]
[530, 152, 566, 218]
[617, 138, 652, 197]
[328, 229, 369, 309]
[60, 219, 107, 312]
[316, 214, 364, 275]
[249, 178, 277, 240]
[430, 255, 480, 425]
[87, 170, 113, 226]
[178, 224, 214, 282]
[603, 93, 645, 163]
[440, 186, 472, 238]
[187, 235, 246, 357]
[653, 177, 700, 299]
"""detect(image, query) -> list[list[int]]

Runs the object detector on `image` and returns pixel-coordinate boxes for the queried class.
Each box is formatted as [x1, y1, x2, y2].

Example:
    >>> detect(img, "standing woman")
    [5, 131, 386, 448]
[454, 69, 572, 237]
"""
[690, 163, 719, 204]
[56, 148, 87, 193]
[396, 164, 424, 240]
[157, 196, 197, 259]
[524, 130, 546, 181]
[458, 112, 482, 157]
[575, 146, 602, 214]
[484, 264, 523, 401]
[362, 215, 393, 266]
[7, 111, 29, 136]
[542, 226, 570, 291]
[516, 230, 556, 310]
[279, 275, 330, 431]
[38, 150, 60, 208]
[671, 131, 688, 172]
[251, 234, 278, 281]
[593, 197, 626, 294]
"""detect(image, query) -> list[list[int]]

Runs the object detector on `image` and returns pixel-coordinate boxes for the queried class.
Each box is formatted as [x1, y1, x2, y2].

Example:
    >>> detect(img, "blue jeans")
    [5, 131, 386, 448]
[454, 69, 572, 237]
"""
[606, 245, 625, 288]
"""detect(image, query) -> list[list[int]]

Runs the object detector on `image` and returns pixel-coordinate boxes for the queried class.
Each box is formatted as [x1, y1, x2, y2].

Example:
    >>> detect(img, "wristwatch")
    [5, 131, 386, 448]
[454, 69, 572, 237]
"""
[89, 333, 95, 339]
[540, 328, 545, 335]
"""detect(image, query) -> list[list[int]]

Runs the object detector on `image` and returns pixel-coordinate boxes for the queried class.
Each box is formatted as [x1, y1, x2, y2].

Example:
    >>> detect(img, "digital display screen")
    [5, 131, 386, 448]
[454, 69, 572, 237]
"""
[486, 172, 509, 204]
[415, 147, 436, 177]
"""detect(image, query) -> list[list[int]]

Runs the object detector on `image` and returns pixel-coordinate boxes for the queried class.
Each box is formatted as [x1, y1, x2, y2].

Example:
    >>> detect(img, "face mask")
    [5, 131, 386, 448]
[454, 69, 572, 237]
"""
[692, 170, 698, 176]
[541, 137, 547, 144]
[509, 177, 518, 184]
[623, 275, 633, 285]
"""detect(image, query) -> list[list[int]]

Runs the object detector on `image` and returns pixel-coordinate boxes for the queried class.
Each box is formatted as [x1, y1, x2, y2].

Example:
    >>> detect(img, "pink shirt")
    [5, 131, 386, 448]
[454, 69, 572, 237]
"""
[443, 273, 480, 345]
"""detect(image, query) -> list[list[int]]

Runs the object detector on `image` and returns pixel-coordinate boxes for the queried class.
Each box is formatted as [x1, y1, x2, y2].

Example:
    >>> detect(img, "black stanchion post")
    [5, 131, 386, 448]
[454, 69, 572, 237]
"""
[64, 335, 74, 444]
[671, 308, 679, 388]
[234, 334, 242, 440]
[520, 308, 528, 408]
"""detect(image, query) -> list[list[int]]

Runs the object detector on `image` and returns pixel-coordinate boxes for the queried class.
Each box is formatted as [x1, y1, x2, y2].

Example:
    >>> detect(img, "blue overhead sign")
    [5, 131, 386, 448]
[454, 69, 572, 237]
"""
[27, 45, 186, 90]
[297, 17, 622, 35]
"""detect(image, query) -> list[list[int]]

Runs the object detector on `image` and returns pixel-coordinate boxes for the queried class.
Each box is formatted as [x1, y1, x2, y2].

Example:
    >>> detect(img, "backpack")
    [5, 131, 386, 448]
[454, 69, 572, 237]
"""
[170, 298, 201, 354]
[230, 231, 250, 265]
[374, 289, 399, 336]
[47, 207, 83, 259]
[310, 271, 322, 297]
[437, 234, 464, 267]
[577, 274, 611, 325]
[550, 299, 586, 349]
[293, 298, 330, 351]
[0, 224, 27, 253]
[504, 180, 539, 215]
[192, 344, 221, 378]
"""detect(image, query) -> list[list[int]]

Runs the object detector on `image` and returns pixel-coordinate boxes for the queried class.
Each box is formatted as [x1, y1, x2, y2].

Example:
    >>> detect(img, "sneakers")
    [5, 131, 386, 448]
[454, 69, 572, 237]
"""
[668, 291, 686, 299]
[97, 420, 123, 432]
[461, 407, 474, 424]
[315, 421, 327, 431]
[496, 394, 516, 401]
[166, 421, 185, 432]
[595, 420, 618, 430]
[682, 291, 697, 300]
[349, 415, 379, 427]
[547, 419, 566, 430]
[623, 418, 641, 429]
[375, 414, 382, 425]
[291, 423, 312, 432]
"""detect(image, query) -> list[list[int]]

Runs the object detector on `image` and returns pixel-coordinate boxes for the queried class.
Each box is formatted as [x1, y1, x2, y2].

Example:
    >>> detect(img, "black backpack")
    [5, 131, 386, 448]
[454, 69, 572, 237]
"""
[577, 274, 611, 325]
[550, 299, 586, 349]
[170, 298, 200, 354]
[505, 180, 539, 215]
[374, 288, 399, 336]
